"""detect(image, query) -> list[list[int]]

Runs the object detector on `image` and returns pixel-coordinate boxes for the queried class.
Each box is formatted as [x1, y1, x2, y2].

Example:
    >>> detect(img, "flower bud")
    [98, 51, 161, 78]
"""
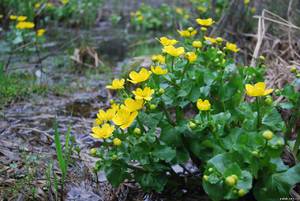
[262, 130, 273, 140]
[276, 140, 284, 146]
[296, 73, 300, 78]
[158, 88, 165, 95]
[216, 37, 223, 43]
[109, 99, 115, 105]
[275, 89, 281, 96]
[201, 27, 207, 32]
[111, 154, 118, 160]
[188, 27, 194, 32]
[290, 66, 297, 73]
[203, 175, 209, 181]
[134, 127, 141, 135]
[192, 41, 202, 49]
[150, 104, 157, 110]
[208, 168, 213, 172]
[89, 148, 97, 156]
[225, 175, 237, 186]
[265, 96, 273, 105]
[238, 189, 246, 197]
[113, 138, 122, 146]
[188, 121, 196, 129]
[251, 150, 259, 157]
[259, 55, 265, 61]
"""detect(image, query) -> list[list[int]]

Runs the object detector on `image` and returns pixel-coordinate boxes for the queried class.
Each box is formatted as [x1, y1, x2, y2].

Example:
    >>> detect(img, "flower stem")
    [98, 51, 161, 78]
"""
[293, 129, 300, 159]
[256, 97, 261, 130]
[180, 62, 189, 83]
[136, 116, 145, 133]
[160, 99, 175, 126]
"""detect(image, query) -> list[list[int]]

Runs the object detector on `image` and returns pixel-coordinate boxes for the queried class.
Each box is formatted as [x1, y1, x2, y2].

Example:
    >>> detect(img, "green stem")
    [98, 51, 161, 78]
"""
[171, 57, 175, 72]
[161, 100, 175, 126]
[180, 62, 189, 83]
[256, 97, 261, 130]
[136, 116, 145, 133]
[293, 129, 300, 160]
[162, 76, 179, 89]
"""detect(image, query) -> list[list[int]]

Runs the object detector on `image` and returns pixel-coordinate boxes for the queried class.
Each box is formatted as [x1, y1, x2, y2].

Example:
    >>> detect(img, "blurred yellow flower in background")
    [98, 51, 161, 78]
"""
[159, 37, 178, 46]
[37, 29, 46, 37]
[196, 18, 214, 27]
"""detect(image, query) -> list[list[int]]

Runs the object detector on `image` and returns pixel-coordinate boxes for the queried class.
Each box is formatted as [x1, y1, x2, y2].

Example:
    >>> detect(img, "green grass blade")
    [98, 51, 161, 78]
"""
[54, 123, 67, 178]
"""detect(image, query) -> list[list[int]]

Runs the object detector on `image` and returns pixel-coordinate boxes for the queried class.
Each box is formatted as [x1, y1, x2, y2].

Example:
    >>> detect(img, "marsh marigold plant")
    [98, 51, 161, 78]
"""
[90, 15, 299, 201]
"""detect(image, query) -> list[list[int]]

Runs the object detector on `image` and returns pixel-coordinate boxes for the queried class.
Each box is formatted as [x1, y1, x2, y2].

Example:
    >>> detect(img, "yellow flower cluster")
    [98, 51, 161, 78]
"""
[93, 67, 158, 140]
[92, 15, 246, 145]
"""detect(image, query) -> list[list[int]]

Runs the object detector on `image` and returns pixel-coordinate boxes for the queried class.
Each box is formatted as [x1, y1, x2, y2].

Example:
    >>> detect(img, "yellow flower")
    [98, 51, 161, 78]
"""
[112, 109, 138, 130]
[159, 37, 178, 46]
[16, 21, 35, 29]
[152, 54, 165, 64]
[97, 108, 117, 123]
[106, 78, 125, 90]
[196, 18, 214, 27]
[91, 123, 115, 139]
[204, 36, 217, 44]
[94, 118, 102, 125]
[197, 99, 211, 111]
[17, 16, 27, 21]
[192, 40, 202, 48]
[128, 68, 152, 84]
[177, 28, 197, 38]
[185, 52, 197, 63]
[9, 15, 17, 20]
[121, 98, 144, 112]
[37, 29, 46, 37]
[163, 45, 185, 57]
[111, 103, 120, 112]
[34, 3, 41, 9]
[113, 138, 122, 146]
[61, 0, 69, 4]
[245, 82, 273, 97]
[151, 66, 168, 75]
[225, 42, 240, 53]
[132, 87, 154, 101]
